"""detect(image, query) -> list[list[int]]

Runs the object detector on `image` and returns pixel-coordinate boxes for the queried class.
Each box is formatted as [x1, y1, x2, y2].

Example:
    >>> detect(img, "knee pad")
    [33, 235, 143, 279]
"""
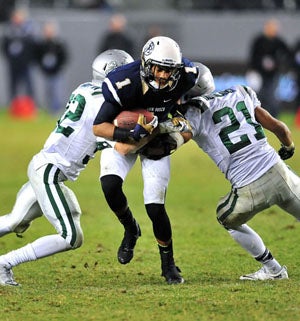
[100, 175, 127, 213]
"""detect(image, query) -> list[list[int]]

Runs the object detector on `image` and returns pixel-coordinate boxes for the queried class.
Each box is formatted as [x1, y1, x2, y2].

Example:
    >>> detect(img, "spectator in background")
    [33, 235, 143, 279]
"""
[35, 21, 68, 115]
[97, 14, 135, 58]
[292, 38, 300, 109]
[0, 0, 15, 23]
[1, 8, 37, 104]
[247, 18, 291, 117]
[143, 24, 162, 43]
[72, 0, 112, 10]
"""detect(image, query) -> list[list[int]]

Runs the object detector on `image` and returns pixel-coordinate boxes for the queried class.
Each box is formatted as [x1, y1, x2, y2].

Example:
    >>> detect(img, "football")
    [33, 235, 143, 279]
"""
[113, 109, 154, 129]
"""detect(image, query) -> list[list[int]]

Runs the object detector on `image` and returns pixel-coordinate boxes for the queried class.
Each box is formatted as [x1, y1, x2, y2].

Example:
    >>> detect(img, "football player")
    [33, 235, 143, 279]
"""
[173, 84, 297, 280]
[93, 36, 215, 284]
[0, 49, 134, 286]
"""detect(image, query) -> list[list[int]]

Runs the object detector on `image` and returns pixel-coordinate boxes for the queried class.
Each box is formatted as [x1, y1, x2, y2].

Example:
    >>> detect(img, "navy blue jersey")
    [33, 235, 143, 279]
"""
[94, 58, 198, 124]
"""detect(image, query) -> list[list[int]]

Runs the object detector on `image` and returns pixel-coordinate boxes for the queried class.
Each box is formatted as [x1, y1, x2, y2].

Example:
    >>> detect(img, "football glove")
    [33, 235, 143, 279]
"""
[130, 114, 158, 141]
[278, 142, 295, 160]
[159, 116, 192, 134]
[138, 133, 178, 160]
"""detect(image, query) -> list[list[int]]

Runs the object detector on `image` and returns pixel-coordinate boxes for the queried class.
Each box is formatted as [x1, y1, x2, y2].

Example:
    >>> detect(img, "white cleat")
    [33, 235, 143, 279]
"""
[240, 265, 288, 281]
[0, 263, 19, 286]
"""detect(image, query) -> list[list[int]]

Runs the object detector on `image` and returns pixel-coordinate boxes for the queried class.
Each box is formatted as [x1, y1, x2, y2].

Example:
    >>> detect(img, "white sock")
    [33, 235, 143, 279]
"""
[254, 248, 282, 273]
[263, 258, 282, 273]
[0, 243, 37, 267]
[228, 224, 282, 273]
[0, 234, 71, 268]
[228, 224, 266, 257]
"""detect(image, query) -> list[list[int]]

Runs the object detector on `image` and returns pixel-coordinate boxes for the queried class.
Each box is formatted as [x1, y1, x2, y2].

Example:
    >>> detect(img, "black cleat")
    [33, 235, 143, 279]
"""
[117, 220, 141, 264]
[162, 264, 184, 284]
[160, 249, 184, 284]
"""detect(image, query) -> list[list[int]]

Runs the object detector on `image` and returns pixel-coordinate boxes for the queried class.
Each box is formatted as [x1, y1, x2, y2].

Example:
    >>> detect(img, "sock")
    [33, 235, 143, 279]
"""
[228, 224, 282, 273]
[228, 224, 266, 257]
[0, 234, 71, 268]
[0, 243, 37, 268]
[118, 208, 136, 232]
[255, 248, 282, 273]
[158, 239, 172, 254]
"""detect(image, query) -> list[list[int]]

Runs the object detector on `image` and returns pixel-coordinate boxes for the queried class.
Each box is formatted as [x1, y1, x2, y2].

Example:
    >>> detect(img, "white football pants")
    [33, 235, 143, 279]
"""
[100, 147, 170, 204]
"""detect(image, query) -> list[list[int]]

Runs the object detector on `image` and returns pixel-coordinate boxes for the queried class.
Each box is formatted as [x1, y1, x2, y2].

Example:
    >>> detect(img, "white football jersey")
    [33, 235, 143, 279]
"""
[32, 82, 104, 181]
[185, 85, 280, 188]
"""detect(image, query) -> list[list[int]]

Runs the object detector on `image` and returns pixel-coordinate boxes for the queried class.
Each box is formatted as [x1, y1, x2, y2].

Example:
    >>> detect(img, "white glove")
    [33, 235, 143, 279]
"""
[159, 117, 192, 134]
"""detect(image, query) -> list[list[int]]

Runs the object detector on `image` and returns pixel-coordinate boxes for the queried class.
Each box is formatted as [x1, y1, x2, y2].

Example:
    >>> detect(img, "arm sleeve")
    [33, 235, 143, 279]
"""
[93, 101, 121, 125]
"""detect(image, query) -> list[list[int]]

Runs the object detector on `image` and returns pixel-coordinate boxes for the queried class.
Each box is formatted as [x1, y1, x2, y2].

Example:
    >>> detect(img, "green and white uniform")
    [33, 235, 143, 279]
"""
[185, 85, 300, 267]
[186, 85, 300, 226]
[187, 85, 280, 188]
[0, 82, 104, 264]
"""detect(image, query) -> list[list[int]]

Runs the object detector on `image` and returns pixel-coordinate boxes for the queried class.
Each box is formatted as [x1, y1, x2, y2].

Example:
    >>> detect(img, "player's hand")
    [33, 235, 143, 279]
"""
[130, 114, 158, 141]
[171, 117, 192, 132]
[159, 117, 192, 134]
[278, 142, 295, 160]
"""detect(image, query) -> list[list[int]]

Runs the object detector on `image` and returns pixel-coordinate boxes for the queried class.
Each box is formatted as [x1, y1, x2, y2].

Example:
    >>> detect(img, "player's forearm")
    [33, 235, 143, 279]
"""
[93, 122, 115, 140]
[273, 121, 293, 147]
[255, 106, 293, 147]
[115, 131, 159, 155]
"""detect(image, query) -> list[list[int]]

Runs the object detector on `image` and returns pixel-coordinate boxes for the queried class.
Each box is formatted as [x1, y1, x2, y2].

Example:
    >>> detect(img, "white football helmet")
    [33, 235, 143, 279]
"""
[92, 49, 134, 85]
[140, 36, 183, 91]
[186, 62, 215, 98]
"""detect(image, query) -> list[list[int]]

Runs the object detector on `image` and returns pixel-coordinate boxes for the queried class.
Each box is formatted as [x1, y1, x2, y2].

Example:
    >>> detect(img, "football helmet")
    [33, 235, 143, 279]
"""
[92, 49, 134, 85]
[184, 62, 215, 99]
[140, 36, 183, 91]
[191, 62, 216, 96]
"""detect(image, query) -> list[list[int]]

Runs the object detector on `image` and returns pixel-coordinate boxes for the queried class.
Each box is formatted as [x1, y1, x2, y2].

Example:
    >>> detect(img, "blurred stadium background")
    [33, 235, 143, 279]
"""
[0, 0, 299, 111]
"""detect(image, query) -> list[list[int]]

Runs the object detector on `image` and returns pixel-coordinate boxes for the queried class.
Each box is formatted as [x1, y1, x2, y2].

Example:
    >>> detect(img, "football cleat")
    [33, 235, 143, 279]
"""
[0, 263, 19, 286]
[162, 265, 184, 285]
[160, 249, 184, 284]
[117, 220, 141, 264]
[240, 265, 288, 281]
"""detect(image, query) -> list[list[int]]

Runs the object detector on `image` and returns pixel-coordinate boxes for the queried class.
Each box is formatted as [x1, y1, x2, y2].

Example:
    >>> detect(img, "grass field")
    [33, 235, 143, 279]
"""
[1, 109, 300, 321]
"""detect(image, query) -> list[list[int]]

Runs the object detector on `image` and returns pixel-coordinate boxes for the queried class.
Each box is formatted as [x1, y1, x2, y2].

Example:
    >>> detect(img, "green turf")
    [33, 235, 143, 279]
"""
[0, 109, 300, 321]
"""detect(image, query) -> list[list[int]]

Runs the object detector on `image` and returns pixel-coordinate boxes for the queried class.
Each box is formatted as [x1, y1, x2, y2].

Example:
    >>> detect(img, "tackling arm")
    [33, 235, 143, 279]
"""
[93, 100, 121, 140]
[116, 121, 193, 157]
[136, 116, 192, 160]
[255, 106, 293, 146]
[114, 128, 159, 155]
[93, 99, 158, 142]
[255, 106, 295, 159]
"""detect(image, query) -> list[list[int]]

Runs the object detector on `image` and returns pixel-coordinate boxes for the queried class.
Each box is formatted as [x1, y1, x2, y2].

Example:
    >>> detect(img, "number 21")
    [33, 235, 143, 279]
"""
[212, 101, 265, 154]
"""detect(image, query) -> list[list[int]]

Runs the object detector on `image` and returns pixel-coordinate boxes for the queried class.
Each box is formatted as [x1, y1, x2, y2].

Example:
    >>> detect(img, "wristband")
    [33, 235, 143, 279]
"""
[282, 142, 295, 151]
[113, 127, 131, 142]
[169, 132, 184, 148]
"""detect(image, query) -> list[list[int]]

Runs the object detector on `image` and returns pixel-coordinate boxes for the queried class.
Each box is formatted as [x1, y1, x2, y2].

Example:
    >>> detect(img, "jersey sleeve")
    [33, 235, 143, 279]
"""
[102, 79, 122, 106]
[240, 85, 261, 109]
[93, 100, 121, 125]
[184, 106, 203, 137]
[93, 75, 126, 125]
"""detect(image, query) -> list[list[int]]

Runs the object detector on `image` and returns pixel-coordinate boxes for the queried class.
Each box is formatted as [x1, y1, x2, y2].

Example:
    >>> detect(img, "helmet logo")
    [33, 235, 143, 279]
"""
[144, 41, 154, 56]
[104, 61, 118, 74]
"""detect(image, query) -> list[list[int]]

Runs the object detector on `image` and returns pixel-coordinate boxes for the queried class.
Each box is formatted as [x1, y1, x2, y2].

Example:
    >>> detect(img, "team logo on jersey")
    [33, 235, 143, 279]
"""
[144, 41, 154, 56]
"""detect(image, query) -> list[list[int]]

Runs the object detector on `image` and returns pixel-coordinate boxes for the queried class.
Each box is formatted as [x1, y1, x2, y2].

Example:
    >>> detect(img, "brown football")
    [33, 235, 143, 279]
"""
[113, 109, 154, 129]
